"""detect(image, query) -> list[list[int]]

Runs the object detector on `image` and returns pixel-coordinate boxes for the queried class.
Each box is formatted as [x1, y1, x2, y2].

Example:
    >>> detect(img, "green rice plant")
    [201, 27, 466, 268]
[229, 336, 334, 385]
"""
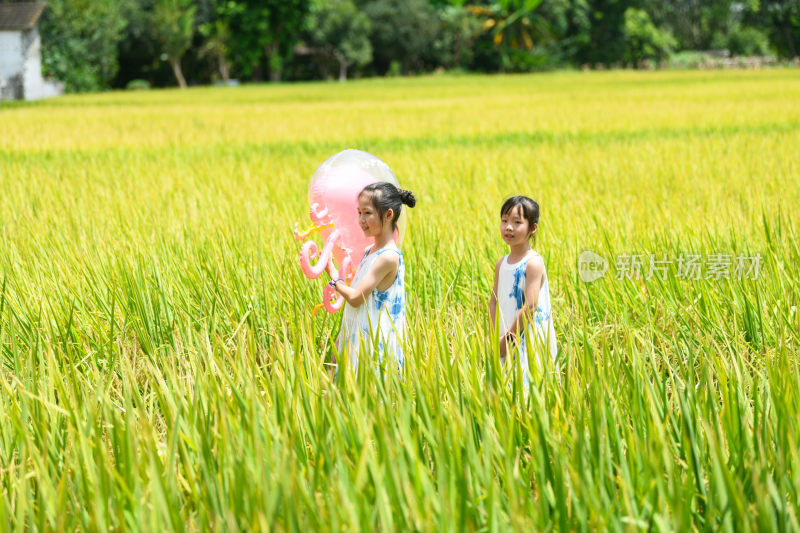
[1, 70, 799, 530]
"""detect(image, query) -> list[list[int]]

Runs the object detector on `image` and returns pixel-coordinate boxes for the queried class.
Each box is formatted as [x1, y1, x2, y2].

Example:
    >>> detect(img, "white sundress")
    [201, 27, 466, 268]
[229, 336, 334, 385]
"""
[496, 250, 557, 384]
[337, 244, 405, 373]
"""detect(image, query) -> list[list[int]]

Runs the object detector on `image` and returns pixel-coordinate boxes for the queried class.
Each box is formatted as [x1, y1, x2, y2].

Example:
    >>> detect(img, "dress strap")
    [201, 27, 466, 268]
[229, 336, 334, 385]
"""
[374, 246, 401, 257]
[503, 253, 529, 269]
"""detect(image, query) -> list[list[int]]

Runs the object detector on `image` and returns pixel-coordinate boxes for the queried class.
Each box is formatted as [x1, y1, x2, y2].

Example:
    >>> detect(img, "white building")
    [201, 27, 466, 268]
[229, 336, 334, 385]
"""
[0, 2, 63, 101]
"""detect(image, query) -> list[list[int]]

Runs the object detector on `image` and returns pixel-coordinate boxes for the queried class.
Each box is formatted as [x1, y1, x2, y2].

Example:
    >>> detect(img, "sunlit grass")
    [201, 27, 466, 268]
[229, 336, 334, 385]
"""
[1, 70, 799, 530]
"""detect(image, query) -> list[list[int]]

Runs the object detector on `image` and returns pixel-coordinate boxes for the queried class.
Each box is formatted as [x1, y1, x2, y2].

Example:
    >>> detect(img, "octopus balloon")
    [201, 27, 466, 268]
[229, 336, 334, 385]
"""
[294, 149, 406, 314]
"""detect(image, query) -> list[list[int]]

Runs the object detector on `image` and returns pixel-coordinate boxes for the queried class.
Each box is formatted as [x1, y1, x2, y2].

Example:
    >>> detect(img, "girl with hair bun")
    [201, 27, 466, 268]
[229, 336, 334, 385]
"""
[325, 181, 416, 374]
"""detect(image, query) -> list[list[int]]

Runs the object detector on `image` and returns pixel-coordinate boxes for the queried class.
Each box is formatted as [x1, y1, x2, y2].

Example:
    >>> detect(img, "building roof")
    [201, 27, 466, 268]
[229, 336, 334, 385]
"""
[0, 2, 46, 31]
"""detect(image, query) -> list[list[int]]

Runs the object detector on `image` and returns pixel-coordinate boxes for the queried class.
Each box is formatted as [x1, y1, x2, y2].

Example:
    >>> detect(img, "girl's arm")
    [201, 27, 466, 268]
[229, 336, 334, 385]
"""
[326, 254, 398, 308]
[502, 256, 544, 344]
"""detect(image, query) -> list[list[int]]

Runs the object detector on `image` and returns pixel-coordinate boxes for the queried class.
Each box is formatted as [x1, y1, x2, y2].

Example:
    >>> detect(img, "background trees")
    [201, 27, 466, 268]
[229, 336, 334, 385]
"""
[3, 0, 794, 92]
[37, 0, 126, 92]
[305, 0, 372, 81]
[150, 0, 197, 88]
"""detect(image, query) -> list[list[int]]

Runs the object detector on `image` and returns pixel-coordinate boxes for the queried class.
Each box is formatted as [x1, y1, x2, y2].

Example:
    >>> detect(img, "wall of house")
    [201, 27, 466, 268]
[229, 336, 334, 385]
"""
[21, 27, 62, 100]
[0, 27, 62, 101]
[0, 30, 25, 99]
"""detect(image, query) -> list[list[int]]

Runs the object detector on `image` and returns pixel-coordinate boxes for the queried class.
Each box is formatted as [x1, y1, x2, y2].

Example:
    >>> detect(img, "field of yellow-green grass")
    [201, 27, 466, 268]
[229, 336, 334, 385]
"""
[1, 70, 799, 530]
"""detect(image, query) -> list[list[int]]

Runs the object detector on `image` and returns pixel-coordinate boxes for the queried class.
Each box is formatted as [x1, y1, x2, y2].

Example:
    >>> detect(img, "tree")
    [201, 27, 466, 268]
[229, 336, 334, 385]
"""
[752, 0, 800, 57]
[623, 7, 677, 65]
[114, 0, 160, 89]
[468, 0, 553, 71]
[263, 0, 311, 81]
[305, 0, 372, 81]
[226, 0, 310, 82]
[643, 0, 746, 51]
[428, 5, 485, 70]
[38, 0, 127, 92]
[712, 22, 771, 55]
[362, 0, 438, 74]
[150, 0, 197, 88]
[199, 19, 233, 83]
[569, 0, 630, 66]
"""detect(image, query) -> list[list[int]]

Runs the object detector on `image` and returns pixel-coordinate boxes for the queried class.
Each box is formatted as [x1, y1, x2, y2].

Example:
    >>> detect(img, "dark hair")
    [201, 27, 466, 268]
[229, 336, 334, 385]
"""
[360, 182, 416, 230]
[500, 195, 540, 244]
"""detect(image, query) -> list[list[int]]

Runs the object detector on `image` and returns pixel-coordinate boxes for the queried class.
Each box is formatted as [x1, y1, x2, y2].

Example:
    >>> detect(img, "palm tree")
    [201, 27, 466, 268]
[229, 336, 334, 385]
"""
[468, 0, 552, 71]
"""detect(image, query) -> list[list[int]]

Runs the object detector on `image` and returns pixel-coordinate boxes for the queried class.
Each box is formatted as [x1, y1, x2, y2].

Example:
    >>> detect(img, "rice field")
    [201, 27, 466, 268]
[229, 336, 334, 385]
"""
[1, 69, 800, 531]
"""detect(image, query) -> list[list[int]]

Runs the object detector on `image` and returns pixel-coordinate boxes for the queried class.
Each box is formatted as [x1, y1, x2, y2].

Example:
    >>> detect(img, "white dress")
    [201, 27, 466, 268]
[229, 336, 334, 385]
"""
[338, 244, 405, 373]
[496, 250, 557, 383]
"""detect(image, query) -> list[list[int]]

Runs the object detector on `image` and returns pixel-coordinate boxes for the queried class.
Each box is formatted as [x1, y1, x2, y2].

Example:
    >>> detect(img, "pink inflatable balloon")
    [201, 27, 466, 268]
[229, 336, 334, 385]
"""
[312, 165, 375, 269]
[294, 149, 406, 314]
[298, 229, 344, 279]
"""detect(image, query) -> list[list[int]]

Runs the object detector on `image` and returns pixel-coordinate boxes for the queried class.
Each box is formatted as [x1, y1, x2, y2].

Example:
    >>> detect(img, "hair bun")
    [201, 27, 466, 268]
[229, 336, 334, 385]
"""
[399, 189, 417, 208]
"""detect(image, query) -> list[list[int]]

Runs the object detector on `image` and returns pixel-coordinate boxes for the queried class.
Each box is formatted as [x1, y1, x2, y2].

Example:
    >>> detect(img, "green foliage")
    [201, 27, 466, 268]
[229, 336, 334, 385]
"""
[427, 5, 484, 70]
[221, 1, 269, 79]
[751, 0, 800, 57]
[199, 18, 233, 81]
[713, 24, 772, 56]
[567, 0, 631, 66]
[150, 0, 197, 87]
[38, 0, 126, 92]
[643, 0, 736, 50]
[664, 50, 712, 69]
[151, 0, 197, 62]
[23, 0, 800, 91]
[262, 0, 311, 81]
[223, 0, 310, 81]
[363, 0, 439, 74]
[306, 0, 372, 80]
[468, 1, 555, 72]
[125, 79, 151, 90]
[623, 7, 677, 66]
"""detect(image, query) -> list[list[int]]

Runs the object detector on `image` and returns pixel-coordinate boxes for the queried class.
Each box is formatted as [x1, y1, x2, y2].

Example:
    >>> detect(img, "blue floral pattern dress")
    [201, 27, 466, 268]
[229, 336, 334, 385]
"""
[338, 244, 405, 372]
[496, 251, 557, 384]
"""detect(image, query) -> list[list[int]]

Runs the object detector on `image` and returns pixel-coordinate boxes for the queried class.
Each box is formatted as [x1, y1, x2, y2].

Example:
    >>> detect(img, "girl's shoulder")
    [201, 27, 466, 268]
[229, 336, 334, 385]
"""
[526, 249, 544, 262]
[524, 252, 547, 286]
[499, 250, 545, 273]
[525, 250, 546, 268]
[372, 243, 402, 262]
[501, 250, 536, 268]
[369, 244, 401, 268]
